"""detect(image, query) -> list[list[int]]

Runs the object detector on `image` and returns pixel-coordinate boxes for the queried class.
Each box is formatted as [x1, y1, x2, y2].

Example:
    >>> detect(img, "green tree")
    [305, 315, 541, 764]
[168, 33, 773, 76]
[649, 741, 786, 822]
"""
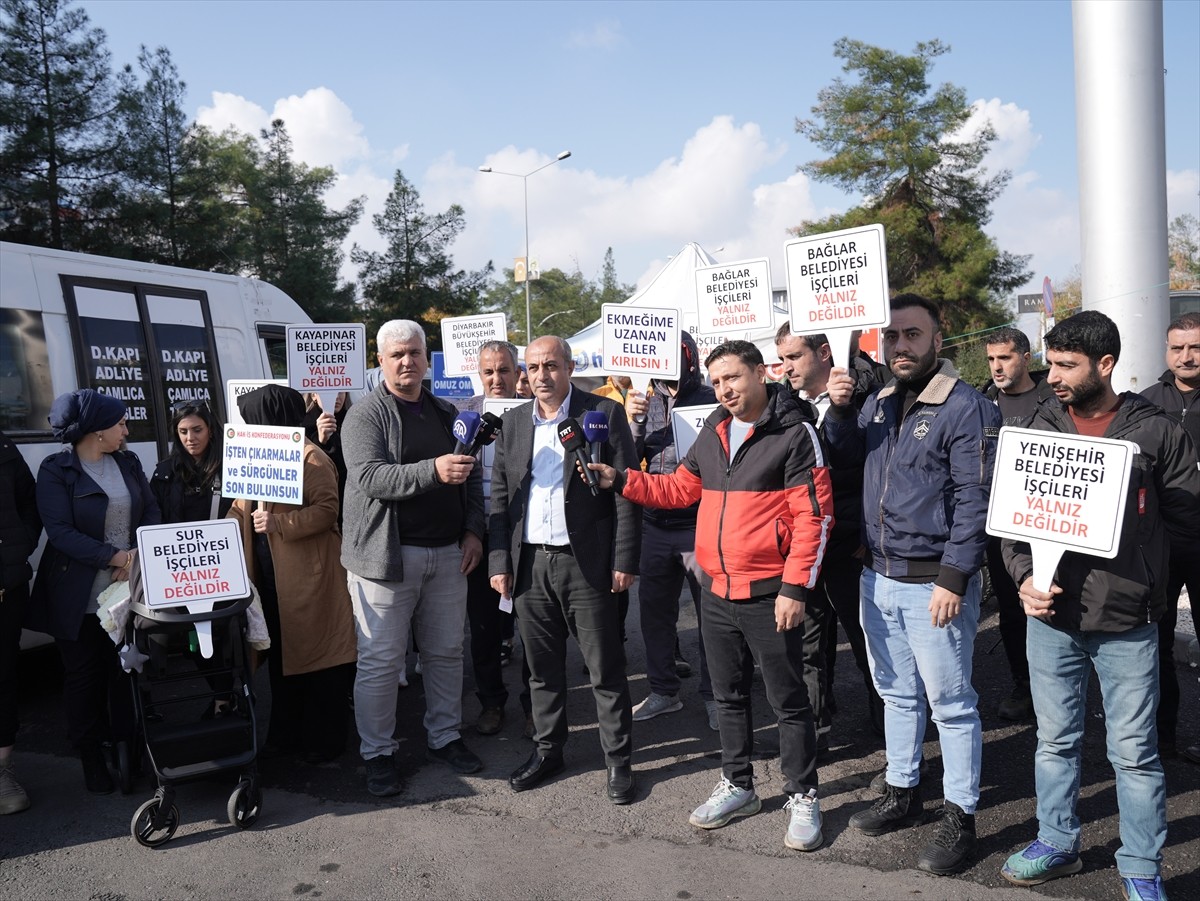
[108, 44, 193, 264]
[0, 0, 122, 249]
[352, 169, 492, 350]
[244, 119, 362, 322]
[482, 265, 599, 343]
[794, 38, 1030, 337]
[1168, 213, 1200, 289]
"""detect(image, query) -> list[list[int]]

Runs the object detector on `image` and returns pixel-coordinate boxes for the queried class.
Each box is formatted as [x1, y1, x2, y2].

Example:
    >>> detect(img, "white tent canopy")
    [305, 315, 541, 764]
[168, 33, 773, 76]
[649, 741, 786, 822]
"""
[565, 242, 788, 379]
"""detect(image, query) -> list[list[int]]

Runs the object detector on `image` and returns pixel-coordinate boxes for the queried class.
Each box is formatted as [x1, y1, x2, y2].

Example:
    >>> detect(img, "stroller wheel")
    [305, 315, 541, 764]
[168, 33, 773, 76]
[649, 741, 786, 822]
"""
[116, 741, 135, 795]
[131, 797, 179, 847]
[227, 781, 262, 829]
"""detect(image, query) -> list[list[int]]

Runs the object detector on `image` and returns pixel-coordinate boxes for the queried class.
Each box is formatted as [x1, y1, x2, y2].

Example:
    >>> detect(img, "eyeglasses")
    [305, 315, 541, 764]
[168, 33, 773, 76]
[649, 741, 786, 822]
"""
[170, 399, 210, 414]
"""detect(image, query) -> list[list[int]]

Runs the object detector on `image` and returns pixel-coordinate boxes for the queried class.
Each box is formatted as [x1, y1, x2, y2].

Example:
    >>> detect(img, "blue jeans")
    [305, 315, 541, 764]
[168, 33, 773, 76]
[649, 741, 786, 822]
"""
[860, 569, 981, 813]
[1026, 618, 1166, 879]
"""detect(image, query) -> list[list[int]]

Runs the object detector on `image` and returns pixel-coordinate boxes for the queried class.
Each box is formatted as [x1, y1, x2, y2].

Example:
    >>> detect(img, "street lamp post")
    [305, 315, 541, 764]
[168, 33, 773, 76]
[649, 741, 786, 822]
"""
[479, 150, 572, 345]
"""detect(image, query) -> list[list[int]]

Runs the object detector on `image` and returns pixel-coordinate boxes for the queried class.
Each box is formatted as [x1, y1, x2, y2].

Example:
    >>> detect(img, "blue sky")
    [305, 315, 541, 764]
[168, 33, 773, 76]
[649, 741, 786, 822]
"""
[87, 0, 1199, 300]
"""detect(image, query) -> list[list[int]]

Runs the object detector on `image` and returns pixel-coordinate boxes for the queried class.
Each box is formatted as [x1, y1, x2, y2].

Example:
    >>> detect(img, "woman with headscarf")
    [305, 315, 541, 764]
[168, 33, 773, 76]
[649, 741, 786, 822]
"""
[28, 389, 161, 794]
[151, 400, 232, 523]
[228, 385, 356, 763]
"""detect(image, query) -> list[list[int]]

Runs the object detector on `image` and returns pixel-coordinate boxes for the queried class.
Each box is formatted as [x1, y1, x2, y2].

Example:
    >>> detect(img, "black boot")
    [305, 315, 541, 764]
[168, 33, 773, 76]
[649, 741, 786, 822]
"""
[850, 782, 924, 835]
[81, 743, 114, 795]
[917, 802, 977, 875]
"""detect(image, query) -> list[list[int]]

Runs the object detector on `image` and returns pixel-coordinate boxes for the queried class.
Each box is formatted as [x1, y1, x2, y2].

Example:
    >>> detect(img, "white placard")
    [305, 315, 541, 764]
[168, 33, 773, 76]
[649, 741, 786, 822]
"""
[601, 303, 680, 381]
[784, 224, 890, 335]
[693, 258, 774, 336]
[286, 324, 366, 393]
[226, 379, 287, 426]
[986, 427, 1137, 592]
[441, 314, 507, 377]
[671, 403, 720, 460]
[221, 423, 306, 505]
[479, 397, 527, 501]
[136, 520, 249, 611]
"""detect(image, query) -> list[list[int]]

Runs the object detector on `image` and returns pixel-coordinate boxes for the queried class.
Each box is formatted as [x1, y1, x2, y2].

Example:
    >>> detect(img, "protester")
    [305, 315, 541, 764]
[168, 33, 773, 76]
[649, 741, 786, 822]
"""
[981, 327, 1056, 721]
[1137, 311, 1200, 763]
[1000, 311, 1200, 901]
[341, 320, 486, 797]
[28, 389, 161, 794]
[228, 384, 356, 764]
[0, 430, 41, 814]
[775, 323, 885, 743]
[824, 294, 999, 876]
[590, 339, 833, 851]
[455, 340, 528, 737]
[488, 336, 640, 804]
[625, 331, 718, 730]
[151, 400, 232, 523]
[302, 392, 351, 526]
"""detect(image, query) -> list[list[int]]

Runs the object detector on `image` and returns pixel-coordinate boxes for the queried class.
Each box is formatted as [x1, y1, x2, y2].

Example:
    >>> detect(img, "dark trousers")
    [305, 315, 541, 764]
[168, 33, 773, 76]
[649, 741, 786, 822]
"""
[987, 537, 1030, 687]
[56, 615, 135, 748]
[815, 554, 881, 726]
[638, 521, 711, 700]
[700, 587, 817, 795]
[255, 535, 349, 760]
[515, 545, 632, 767]
[1158, 549, 1200, 745]
[0, 580, 27, 747]
[467, 563, 509, 710]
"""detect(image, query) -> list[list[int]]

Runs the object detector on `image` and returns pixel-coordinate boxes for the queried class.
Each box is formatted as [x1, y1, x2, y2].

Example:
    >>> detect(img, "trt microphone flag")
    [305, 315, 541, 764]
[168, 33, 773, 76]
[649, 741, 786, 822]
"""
[557, 417, 599, 496]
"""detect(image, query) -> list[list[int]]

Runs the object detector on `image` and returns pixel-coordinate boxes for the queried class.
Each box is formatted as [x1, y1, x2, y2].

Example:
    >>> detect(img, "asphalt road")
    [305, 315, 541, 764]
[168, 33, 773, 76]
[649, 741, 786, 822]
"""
[3, 588, 1198, 900]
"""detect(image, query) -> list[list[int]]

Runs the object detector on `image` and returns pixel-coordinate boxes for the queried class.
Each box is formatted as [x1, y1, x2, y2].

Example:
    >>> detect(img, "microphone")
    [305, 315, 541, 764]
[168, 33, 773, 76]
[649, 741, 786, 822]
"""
[581, 410, 609, 464]
[452, 410, 482, 454]
[557, 417, 599, 496]
[465, 411, 503, 456]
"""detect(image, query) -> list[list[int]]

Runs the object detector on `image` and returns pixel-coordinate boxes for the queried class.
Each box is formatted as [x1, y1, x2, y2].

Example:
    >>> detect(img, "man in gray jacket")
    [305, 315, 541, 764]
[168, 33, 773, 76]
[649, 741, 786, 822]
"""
[341, 319, 486, 797]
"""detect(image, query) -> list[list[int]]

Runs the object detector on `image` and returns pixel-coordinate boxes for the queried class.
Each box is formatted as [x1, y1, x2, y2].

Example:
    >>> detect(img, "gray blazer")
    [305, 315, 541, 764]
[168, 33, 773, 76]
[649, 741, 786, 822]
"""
[488, 390, 641, 594]
[340, 384, 484, 582]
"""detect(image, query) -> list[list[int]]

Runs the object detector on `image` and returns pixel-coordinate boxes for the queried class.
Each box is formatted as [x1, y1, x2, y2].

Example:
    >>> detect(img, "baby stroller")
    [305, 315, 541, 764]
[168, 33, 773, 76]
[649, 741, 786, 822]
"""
[123, 564, 262, 848]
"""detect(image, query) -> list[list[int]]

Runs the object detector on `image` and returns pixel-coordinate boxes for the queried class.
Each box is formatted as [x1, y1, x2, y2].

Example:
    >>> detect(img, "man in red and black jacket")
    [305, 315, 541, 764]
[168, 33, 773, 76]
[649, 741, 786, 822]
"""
[588, 339, 834, 853]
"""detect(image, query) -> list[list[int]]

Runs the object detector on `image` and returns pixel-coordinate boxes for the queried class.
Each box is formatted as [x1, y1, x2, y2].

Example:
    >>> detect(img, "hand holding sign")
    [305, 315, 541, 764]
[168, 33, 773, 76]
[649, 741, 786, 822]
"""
[825, 368, 856, 408]
[986, 428, 1137, 594]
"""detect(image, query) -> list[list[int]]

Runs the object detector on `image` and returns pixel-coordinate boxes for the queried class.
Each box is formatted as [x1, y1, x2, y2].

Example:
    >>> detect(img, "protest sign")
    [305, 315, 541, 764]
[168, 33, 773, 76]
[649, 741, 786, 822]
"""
[135, 519, 249, 658]
[222, 423, 306, 506]
[226, 379, 287, 425]
[986, 427, 1136, 591]
[601, 303, 680, 392]
[671, 403, 720, 460]
[286, 323, 366, 412]
[440, 314, 507, 376]
[693, 258, 774, 336]
[784, 223, 890, 367]
[430, 351, 475, 398]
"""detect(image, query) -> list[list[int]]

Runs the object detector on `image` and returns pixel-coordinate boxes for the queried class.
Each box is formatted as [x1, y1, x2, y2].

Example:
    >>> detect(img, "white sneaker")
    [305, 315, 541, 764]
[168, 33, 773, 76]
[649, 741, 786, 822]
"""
[689, 777, 761, 829]
[784, 789, 823, 851]
[704, 700, 719, 732]
[0, 764, 30, 815]
[632, 692, 683, 722]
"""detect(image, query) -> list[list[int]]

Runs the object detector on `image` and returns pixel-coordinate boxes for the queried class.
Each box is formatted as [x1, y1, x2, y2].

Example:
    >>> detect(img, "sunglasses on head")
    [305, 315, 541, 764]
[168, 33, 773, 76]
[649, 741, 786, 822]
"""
[170, 399, 210, 415]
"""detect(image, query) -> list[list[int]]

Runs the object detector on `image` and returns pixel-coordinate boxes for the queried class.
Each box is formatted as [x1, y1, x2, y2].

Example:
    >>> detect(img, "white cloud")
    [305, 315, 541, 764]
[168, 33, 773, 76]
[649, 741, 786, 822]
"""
[568, 20, 625, 49]
[195, 91, 270, 136]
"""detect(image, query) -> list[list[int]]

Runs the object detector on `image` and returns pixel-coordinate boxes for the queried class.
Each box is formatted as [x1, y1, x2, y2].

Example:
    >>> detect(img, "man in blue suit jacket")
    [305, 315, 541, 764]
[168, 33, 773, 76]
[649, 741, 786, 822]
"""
[489, 336, 641, 804]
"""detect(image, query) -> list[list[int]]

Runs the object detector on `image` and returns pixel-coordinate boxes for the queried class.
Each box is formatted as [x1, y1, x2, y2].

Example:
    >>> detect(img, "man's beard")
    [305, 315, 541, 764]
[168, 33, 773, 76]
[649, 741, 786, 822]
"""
[890, 344, 938, 385]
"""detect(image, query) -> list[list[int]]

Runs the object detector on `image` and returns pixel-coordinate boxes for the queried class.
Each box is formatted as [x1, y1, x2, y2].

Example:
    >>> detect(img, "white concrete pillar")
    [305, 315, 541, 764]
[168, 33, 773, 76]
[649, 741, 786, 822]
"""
[1072, 0, 1169, 393]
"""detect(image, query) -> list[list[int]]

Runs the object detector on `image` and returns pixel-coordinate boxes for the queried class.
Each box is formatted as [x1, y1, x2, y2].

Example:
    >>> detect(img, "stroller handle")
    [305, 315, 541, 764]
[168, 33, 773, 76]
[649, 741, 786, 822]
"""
[127, 594, 253, 624]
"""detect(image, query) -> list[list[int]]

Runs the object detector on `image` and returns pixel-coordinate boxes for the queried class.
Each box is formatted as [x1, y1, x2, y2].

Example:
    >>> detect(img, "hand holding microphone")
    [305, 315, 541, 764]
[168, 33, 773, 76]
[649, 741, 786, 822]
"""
[438, 411, 481, 484]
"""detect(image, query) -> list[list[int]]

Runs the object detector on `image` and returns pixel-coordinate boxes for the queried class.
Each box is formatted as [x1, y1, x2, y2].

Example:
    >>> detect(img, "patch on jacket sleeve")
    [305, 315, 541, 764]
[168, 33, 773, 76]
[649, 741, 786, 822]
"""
[983, 426, 999, 439]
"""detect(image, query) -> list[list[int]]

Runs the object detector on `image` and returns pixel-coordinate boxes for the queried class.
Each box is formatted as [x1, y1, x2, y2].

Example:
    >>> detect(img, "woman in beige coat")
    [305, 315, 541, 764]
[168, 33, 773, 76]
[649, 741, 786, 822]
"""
[229, 385, 356, 763]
